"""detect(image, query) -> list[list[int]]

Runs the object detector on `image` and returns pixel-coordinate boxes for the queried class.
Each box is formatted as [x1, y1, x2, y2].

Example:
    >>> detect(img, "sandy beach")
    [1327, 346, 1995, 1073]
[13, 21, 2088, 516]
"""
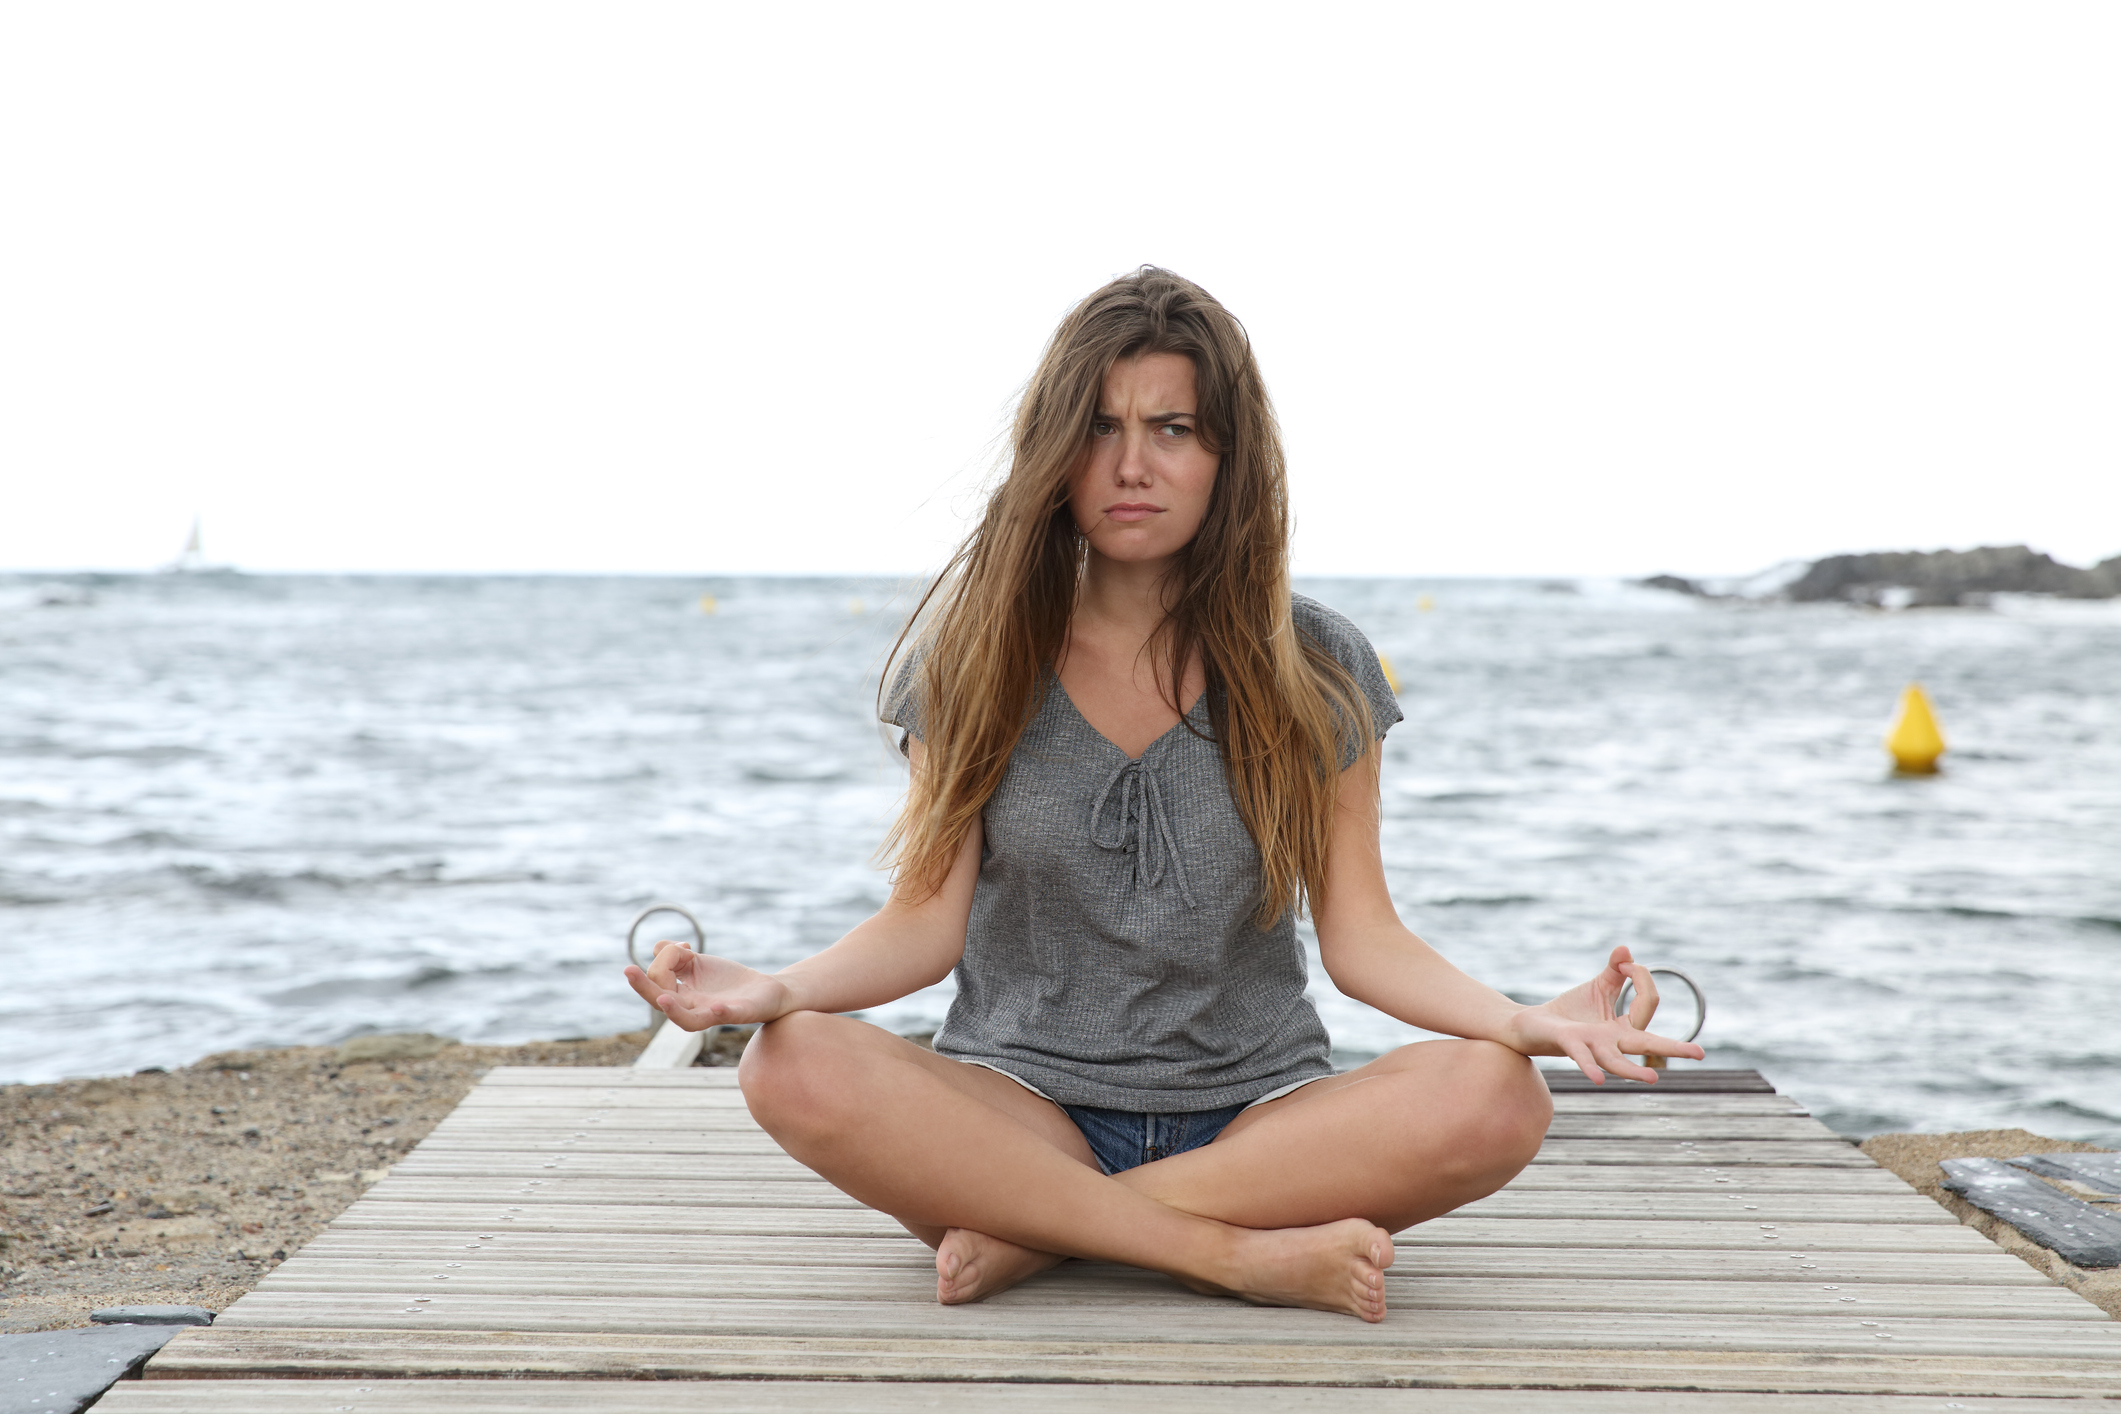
[5, 1038, 2114, 1333]
[2, 1031, 652, 1333]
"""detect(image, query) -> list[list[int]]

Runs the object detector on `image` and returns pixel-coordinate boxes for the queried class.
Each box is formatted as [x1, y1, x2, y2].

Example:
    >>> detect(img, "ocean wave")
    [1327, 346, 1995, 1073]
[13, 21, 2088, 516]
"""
[1427, 894, 1539, 908]
[0, 737, 210, 764]
[744, 759, 853, 784]
[168, 862, 550, 901]
[263, 963, 514, 1007]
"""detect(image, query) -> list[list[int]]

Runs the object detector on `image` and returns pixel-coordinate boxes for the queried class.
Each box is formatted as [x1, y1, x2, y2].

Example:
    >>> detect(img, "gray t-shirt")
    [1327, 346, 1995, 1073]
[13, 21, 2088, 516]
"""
[886, 593, 1403, 1112]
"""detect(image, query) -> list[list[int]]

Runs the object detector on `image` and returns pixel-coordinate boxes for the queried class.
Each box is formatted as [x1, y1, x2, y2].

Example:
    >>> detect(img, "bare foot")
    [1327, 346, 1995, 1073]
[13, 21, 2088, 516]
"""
[935, 1227, 1066, 1304]
[1185, 1218, 1394, 1322]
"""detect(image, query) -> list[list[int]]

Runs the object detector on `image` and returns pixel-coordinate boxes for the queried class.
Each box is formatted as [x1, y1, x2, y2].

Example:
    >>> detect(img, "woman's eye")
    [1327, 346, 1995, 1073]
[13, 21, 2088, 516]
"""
[1159, 424, 1190, 437]
[1091, 421, 1117, 437]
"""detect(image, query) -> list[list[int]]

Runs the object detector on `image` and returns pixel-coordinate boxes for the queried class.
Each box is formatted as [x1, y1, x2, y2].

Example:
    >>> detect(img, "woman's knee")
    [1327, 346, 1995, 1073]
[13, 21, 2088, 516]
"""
[736, 1010, 860, 1135]
[1436, 1040, 1553, 1168]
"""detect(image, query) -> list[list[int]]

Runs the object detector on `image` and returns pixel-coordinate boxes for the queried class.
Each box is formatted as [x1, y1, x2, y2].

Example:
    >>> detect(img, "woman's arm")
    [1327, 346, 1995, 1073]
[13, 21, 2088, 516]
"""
[1311, 744, 1703, 1083]
[624, 737, 978, 1029]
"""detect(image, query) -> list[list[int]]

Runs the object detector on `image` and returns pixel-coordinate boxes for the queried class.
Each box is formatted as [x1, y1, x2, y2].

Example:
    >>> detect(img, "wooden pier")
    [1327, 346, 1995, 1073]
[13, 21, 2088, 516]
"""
[101, 1065, 2121, 1412]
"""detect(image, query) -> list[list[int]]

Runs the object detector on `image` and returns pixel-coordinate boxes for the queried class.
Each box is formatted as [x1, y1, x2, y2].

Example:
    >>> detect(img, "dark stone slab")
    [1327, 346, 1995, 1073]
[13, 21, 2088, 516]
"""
[2008, 1152, 2121, 1196]
[1541, 1068, 1774, 1094]
[1941, 1156, 2121, 1268]
[0, 1323, 182, 1414]
[89, 1305, 215, 1327]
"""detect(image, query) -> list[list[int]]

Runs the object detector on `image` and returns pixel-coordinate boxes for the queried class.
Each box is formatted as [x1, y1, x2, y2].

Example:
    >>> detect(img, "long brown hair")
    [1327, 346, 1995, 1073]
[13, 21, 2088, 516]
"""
[882, 266, 1372, 925]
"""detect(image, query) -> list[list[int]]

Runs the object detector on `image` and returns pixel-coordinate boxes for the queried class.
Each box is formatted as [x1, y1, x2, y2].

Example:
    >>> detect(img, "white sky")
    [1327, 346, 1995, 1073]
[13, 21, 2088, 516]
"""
[3, 3, 2116, 578]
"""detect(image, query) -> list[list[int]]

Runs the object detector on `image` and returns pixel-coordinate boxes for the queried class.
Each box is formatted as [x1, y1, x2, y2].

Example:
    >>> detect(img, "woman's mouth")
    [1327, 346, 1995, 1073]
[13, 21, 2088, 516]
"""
[1105, 503, 1162, 523]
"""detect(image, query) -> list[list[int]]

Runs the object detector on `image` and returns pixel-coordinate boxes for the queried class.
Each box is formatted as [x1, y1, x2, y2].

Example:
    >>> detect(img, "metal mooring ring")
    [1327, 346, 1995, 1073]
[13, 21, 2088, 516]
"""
[626, 903, 706, 968]
[1615, 966, 1707, 1044]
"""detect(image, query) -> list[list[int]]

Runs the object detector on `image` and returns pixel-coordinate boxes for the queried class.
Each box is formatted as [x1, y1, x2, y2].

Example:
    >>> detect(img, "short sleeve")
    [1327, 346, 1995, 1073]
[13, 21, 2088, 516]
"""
[1290, 593, 1403, 769]
[882, 641, 927, 756]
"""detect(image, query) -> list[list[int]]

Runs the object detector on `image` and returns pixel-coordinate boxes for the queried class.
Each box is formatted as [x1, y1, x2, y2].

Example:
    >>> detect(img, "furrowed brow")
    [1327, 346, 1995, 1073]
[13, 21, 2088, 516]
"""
[1091, 409, 1196, 425]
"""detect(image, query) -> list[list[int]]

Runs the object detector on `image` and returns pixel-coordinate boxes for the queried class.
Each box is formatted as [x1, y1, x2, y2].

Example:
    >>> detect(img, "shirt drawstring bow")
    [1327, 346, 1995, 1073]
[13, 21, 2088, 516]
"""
[1087, 758, 1197, 908]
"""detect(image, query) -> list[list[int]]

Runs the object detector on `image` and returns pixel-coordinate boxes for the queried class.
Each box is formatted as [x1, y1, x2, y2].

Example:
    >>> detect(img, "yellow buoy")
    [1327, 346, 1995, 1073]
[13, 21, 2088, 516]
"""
[698, 594, 718, 615]
[849, 598, 867, 615]
[1416, 594, 1436, 612]
[1886, 683, 1945, 773]
[1377, 653, 1401, 695]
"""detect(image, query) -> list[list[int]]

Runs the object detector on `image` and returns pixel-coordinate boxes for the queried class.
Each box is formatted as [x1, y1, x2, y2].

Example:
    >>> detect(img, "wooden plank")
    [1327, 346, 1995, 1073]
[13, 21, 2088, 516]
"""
[472, 1066, 1789, 1099]
[434, 1095, 1817, 1121]
[1546, 1094, 1809, 1115]
[465, 1071, 1814, 1109]
[283, 1232, 2061, 1285]
[393, 1150, 818, 1174]
[322, 1201, 906, 1236]
[1531, 1140, 1873, 1166]
[321, 1201, 1998, 1252]
[478, 1067, 737, 1086]
[444, 1090, 1843, 1143]
[1542, 1117, 1845, 1140]
[363, 1174, 1953, 1225]
[401, 1146, 1919, 1199]
[424, 1125, 1879, 1167]
[250, 1262, 2108, 1319]
[365, 1177, 868, 1208]
[427, 1121, 782, 1140]
[191, 1295, 2121, 1359]
[1544, 1072, 1773, 1093]
[92, 1379, 2121, 1413]
[453, 1087, 1834, 1128]
[452, 1090, 754, 1110]
[554, 1093, 1823, 1117]
[1457, 1192, 1953, 1223]
[395, 1151, 1920, 1197]
[1398, 1218, 2000, 1253]
[435, 1113, 1854, 1143]
[1542, 1068, 1774, 1093]
[631, 1020, 706, 1068]
[466, 1081, 1814, 1112]
[1501, 1166, 1915, 1194]
[296, 1232, 935, 1267]
[143, 1328, 2121, 1397]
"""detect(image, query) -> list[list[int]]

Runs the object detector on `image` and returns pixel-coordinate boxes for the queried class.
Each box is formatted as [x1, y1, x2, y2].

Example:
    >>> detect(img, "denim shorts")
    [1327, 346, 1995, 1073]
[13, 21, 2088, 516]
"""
[1060, 1101, 1250, 1175]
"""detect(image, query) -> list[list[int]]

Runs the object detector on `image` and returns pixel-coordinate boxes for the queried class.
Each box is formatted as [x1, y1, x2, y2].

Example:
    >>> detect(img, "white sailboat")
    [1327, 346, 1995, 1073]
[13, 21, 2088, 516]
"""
[160, 518, 232, 574]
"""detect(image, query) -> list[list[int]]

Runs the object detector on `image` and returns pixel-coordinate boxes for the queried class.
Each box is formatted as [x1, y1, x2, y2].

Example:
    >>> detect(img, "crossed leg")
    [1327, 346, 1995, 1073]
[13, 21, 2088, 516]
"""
[736, 1011, 1552, 1321]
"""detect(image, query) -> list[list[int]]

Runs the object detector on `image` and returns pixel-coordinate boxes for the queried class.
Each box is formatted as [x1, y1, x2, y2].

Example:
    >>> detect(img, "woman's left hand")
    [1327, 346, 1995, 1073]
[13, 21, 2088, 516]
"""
[1503, 945, 1706, 1084]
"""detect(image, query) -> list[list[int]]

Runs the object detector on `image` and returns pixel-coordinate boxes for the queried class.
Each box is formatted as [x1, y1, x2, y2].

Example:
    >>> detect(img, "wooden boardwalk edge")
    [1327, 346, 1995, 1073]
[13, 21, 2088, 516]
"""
[95, 1376, 2121, 1412]
[136, 1328, 2121, 1397]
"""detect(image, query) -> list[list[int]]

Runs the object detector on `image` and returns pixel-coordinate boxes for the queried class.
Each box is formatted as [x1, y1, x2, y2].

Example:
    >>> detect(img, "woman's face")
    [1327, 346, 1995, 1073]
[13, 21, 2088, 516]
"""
[1069, 352, 1218, 566]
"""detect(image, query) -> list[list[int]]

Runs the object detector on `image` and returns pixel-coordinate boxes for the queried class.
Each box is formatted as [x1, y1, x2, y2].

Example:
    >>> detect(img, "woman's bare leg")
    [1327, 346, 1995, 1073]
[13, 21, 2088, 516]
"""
[902, 1038, 1552, 1302]
[737, 1011, 1394, 1320]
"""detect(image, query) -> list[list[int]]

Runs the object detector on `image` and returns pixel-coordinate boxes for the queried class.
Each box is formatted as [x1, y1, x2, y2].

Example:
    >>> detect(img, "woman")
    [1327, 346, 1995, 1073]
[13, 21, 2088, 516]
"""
[625, 267, 1703, 1322]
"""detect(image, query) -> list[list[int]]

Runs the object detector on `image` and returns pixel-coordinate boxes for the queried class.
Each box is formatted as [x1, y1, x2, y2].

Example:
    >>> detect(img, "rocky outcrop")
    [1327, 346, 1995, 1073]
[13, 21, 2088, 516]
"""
[1640, 546, 2121, 606]
[1785, 545, 2120, 607]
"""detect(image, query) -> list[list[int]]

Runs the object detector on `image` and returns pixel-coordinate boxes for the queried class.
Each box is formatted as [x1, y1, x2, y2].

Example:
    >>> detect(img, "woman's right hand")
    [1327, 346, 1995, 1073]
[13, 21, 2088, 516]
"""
[622, 940, 792, 1032]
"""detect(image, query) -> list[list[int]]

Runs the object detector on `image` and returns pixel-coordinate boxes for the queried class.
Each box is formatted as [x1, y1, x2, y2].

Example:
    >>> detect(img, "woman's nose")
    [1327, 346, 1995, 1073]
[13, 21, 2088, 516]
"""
[1114, 433, 1153, 485]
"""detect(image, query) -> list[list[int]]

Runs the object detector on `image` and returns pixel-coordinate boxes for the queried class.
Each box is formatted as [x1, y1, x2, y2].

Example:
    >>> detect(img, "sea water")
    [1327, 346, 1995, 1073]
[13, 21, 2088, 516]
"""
[2, 573, 2116, 1142]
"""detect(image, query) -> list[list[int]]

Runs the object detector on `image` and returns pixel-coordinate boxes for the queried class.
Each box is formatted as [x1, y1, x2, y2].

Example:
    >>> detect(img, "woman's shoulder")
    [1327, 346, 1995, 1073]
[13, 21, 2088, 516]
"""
[882, 636, 929, 740]
[1289, 592, 1404, 748]
[1289, 592, 1376, 662]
